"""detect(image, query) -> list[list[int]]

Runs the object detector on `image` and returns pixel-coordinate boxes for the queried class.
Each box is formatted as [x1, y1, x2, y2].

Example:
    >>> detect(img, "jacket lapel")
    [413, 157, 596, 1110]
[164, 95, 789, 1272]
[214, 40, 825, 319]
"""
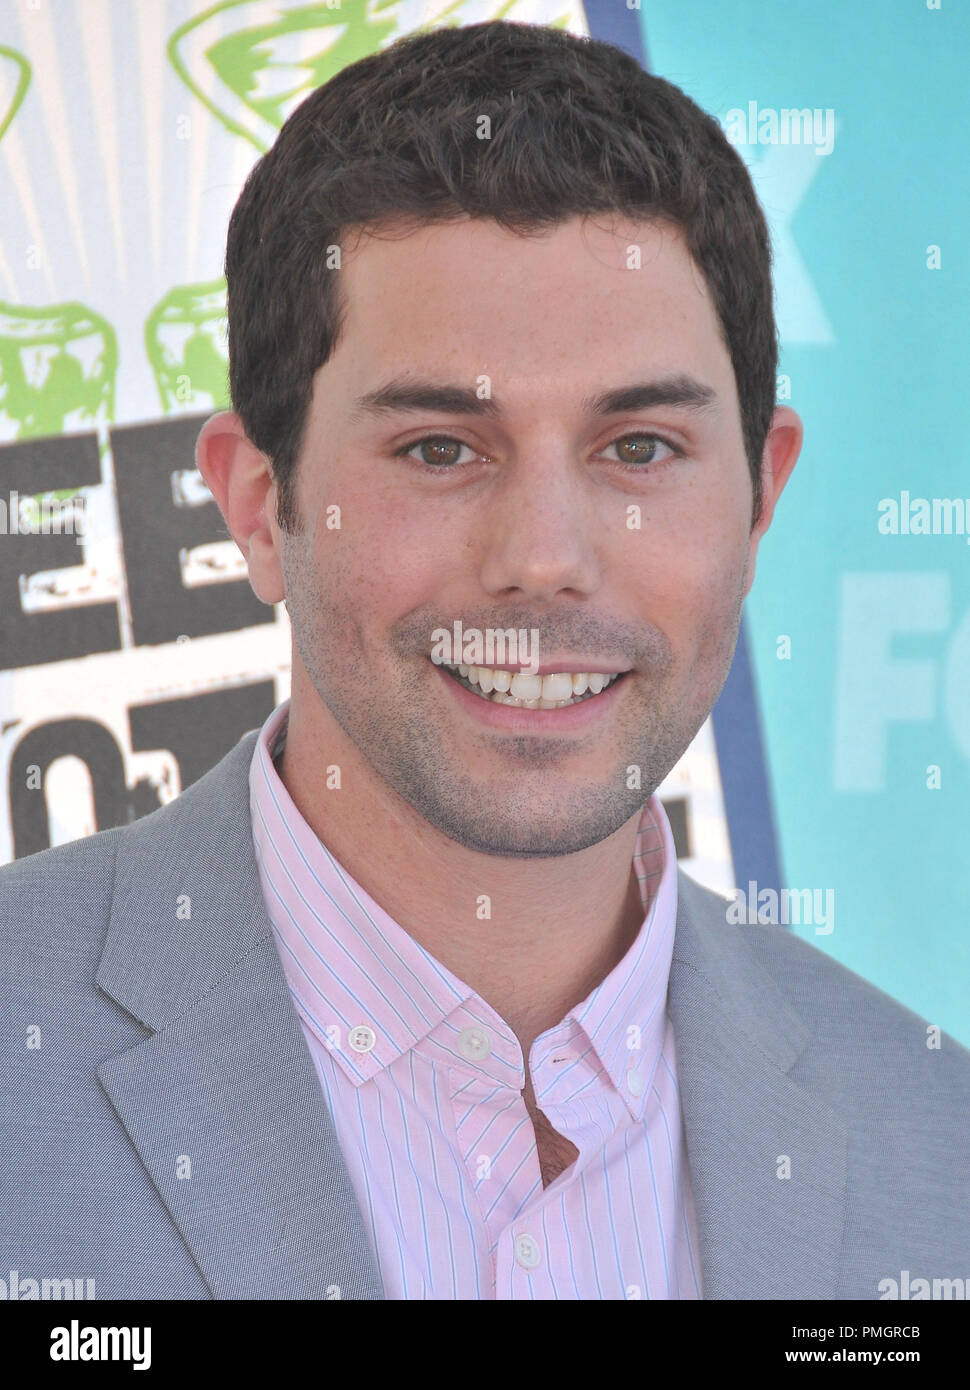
[95, 731, 385, 1300]
[669, 869, 848, 1298]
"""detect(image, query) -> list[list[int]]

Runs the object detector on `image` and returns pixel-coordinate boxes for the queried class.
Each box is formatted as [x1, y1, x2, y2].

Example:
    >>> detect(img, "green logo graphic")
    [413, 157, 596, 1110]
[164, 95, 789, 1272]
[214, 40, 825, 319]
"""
[0, 44, 30, 142]
[0, 48, 113, 511]
[0, 301, 117, 442]
[145, 280, 230, 412]
[167, 0, 533, 151]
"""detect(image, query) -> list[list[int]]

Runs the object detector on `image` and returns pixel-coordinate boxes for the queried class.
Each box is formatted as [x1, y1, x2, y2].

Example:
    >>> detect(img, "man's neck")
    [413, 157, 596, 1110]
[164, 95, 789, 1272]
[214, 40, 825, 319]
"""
[277, 708, 649, 1057]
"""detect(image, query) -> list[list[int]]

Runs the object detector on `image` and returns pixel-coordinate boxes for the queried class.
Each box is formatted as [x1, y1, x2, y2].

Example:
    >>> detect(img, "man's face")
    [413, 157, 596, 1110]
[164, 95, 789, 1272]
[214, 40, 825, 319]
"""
[278, 215, 763, 857]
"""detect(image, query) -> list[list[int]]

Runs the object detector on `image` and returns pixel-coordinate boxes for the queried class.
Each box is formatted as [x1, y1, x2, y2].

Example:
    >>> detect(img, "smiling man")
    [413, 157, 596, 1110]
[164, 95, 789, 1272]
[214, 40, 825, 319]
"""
[2, 19, 969, 1303]
[214, 213, 778, 1053]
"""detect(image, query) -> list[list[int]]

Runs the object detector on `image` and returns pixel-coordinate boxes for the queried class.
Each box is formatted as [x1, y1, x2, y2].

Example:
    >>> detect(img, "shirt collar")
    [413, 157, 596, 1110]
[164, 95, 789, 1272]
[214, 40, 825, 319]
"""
[249, 700, 678, 1121]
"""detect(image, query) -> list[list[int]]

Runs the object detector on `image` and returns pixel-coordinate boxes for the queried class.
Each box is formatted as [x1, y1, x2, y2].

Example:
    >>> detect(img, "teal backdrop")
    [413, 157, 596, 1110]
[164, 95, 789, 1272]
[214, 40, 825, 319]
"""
[638, 0, 970, 1044]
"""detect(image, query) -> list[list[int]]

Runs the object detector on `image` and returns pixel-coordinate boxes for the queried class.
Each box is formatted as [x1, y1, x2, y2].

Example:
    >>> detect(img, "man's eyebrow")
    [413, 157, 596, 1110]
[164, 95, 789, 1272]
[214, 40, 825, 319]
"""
[349, 373, 720, 423]
[583, 375, 720, 418]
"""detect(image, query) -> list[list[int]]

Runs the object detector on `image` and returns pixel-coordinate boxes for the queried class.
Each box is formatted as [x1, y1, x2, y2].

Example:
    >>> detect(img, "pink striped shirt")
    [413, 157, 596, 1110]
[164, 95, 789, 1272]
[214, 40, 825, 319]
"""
[249, 700, 702, 1299]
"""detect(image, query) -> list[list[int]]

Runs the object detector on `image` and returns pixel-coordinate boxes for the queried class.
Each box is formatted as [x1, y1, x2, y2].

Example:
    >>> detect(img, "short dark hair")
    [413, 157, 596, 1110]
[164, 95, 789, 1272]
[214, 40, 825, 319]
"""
[224, 19, 777, 532]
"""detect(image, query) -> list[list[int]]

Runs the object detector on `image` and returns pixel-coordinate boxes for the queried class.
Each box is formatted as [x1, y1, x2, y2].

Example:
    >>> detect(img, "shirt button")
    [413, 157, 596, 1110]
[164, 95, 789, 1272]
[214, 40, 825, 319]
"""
[627, 1068, 644, 1096]
[348, 1025, 377, 1053]
[514, 1233, 542, 1270]
[457, 1025, 492, 1062]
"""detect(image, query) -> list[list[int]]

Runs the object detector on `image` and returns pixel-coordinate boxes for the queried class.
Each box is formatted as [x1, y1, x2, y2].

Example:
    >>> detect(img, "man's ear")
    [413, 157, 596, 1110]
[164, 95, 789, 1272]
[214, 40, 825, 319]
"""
[195, 411, 286, 605]
[743, 405, 803, 598]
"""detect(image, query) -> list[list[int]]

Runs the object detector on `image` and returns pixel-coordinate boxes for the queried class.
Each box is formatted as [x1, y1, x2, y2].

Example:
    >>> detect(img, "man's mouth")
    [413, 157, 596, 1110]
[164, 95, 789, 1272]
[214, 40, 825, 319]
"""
[436, 661, 630, 710]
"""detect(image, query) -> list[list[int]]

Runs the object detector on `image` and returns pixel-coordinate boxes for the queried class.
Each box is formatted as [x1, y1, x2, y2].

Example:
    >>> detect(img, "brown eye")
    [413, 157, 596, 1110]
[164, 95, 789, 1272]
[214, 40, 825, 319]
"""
[395, 436, 476, 468]
[607, 434, 677, 467]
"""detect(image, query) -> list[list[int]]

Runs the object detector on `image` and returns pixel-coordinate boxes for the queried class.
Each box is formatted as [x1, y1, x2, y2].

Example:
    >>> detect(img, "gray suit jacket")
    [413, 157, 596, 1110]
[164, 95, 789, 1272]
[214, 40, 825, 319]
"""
[2, 729, 968, 1300]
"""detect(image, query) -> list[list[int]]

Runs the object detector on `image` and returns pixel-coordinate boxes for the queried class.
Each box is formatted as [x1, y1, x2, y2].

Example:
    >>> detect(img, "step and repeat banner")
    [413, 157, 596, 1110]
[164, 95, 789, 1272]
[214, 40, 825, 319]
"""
[0, 0, 966, 1042]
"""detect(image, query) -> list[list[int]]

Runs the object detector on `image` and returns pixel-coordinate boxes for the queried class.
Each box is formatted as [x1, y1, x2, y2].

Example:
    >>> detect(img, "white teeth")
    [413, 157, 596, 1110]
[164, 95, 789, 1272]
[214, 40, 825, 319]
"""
[440, 660, 625, 710]
[541, 673, 574, 702]
[509, 672, 542, 700]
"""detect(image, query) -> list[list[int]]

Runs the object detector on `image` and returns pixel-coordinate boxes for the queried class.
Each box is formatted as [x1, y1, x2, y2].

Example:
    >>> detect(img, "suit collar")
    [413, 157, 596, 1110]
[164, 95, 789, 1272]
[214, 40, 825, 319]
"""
[96, 730, 385, 1299]
[669, 869, 848, 1298]
[98, 729, 268, 1031]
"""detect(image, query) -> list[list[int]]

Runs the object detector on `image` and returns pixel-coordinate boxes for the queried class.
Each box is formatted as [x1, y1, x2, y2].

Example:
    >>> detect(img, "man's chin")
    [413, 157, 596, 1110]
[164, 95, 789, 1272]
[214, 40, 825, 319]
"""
[398, 786, 648, 860]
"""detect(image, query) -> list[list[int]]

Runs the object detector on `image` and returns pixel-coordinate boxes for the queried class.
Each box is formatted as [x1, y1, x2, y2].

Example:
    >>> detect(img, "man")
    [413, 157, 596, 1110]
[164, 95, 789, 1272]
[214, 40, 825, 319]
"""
[2, 20, 968, 1302]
